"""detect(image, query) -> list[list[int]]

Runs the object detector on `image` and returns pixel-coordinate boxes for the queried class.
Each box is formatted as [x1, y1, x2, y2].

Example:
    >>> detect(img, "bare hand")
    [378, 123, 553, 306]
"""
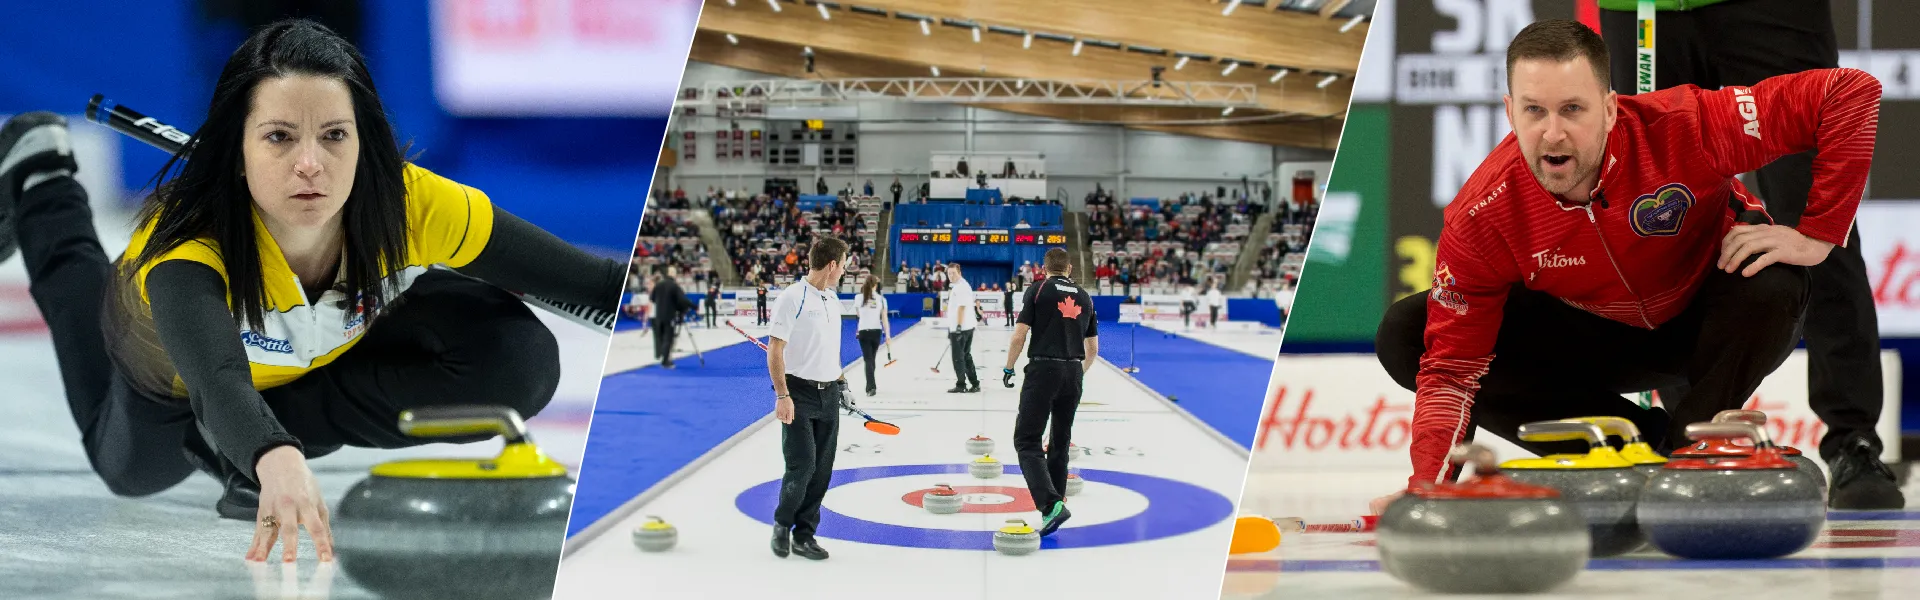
[248, 445, 334, 563]
[1718, 224, 1834, 277]
[776, 395, 795, 424]
[1369, 490, 1406, 516]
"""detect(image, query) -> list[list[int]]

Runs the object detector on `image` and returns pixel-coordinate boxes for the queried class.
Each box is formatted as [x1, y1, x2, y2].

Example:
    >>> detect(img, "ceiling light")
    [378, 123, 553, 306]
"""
[1342, 15, 1366, 33]
[1223, 0, 1242, 16]
[1174, 56, 1189, 70]
[1023, 33, 1033, 49]
[920, 19, 930, 35]
[1222, 62, 1238, 76]
[1222, 106, 1235, 116]
[767, 0, 780, 13]
[726, 0, 735, 6]
[726, 33, 739, 45]
[803, 46, 814, 55]
[931, 65, 941, 76]
[972, 27, 981, 43]
[1317, 74, 1339, 88]
[1270, 68, 1289, 83]
[817, 3, 830, 20]
[1017, 80, 1026, 90]
[1072, 40, 1083, 56]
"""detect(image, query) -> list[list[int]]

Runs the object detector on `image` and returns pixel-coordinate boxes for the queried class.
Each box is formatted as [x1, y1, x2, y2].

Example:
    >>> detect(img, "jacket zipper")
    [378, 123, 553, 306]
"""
[1582, 204, 1655, 328]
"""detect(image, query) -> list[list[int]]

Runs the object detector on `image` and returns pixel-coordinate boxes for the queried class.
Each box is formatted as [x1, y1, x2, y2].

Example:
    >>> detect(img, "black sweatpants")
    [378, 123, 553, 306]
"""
[1013, 360, 1084, 513]
[1209, 305, 1220, 328]
[1376, 264, 1809, 460]
[1602, 0, 1882, 462]
[652, 311, 679, 365]
[757, 301, 768, 326]
[858, 329, 883, 393]
[949, 329, 978, 388]
[775, 375, 841, 541]
[705, 300, 718, 328]
[16, 177, 561, 496]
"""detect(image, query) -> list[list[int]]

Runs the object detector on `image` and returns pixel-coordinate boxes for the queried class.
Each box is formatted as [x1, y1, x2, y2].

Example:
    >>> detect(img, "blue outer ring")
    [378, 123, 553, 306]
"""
[734, 463, 1233, 550]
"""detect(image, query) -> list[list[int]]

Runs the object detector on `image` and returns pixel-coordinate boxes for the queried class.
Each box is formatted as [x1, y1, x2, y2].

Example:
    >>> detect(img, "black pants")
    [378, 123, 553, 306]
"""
[1182, 302, 1195, 327]
[705, 301, 717, 328]
[16, 176, 560, 496]
[1376, 264, 1808, 461]
[949, 329, 978, 388]
[1209, 306, 1220, 327]
[857, 329, 883, 393]
[1602, 0, 1880, 462]
[775, 375, 841, 541]
[756, 301, 768, 326]
[1005, 303, 1014, 326]
[652, 312, 679, 365]
[1013, 360, 1084, 512]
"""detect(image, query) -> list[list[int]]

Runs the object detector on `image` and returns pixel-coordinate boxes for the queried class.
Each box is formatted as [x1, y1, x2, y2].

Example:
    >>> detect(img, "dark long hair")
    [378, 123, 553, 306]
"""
[129, 19, 409, 331]
[861, 275, 879, 306]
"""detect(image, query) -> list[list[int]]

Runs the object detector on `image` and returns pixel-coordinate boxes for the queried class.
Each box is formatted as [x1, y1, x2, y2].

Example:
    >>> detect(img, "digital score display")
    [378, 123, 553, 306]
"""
[898, 228, 953, 243]
[958, 229, 1011, 244]
[1014, 230, 1068, 245]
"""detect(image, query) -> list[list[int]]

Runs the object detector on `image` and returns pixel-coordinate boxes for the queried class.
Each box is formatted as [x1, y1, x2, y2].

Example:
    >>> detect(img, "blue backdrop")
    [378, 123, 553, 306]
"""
[0, 0, 660, 256]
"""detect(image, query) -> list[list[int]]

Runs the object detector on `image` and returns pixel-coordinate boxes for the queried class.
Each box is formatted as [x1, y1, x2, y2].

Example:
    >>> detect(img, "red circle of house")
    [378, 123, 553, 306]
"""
[901, 486, 1038, 514]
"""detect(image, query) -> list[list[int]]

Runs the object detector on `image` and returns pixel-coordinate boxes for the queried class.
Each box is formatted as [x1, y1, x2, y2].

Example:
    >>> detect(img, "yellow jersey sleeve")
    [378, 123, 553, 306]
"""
[124, 218, 231, 306]
[403, 163, 495, 268]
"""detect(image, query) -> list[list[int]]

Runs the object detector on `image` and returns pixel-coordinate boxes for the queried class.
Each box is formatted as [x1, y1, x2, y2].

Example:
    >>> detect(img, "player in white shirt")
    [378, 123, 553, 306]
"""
[766, 237, 852, 561]
[854, 276, 893, 396]
[1205, 282, 1226, 328]
[1180, 283, 1198, 330]
[944, 264, 980, 393]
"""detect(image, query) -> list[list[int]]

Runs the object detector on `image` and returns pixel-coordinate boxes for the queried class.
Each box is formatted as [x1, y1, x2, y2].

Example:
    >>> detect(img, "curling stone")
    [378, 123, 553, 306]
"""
[1065, 472, 1084, 496]
[1640, 422, 1826, 559]
[923, 484, 965, 514]
[1229, 515, 1282, 555]
[970, 455, 1003, 479]
[1708, 410, 1827, 496]
[632, 516, 677, 552]
[1574, 416, 1668, 478]
[1378, 444, 1589, 594]
[1500, 420, 1648, 557]
[966, 435, 994, 456]
[334, 406, 573, 600]
[993, 519, 1042, 556]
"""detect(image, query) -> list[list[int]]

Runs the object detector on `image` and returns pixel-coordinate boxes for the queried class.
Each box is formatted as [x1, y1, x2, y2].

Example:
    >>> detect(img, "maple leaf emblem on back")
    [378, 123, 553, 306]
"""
[1057, 297, 1081, 319]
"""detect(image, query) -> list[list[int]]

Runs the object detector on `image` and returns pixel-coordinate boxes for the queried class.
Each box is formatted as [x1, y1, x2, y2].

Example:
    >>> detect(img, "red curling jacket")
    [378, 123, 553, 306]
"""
[1409, 68, 1881, 488]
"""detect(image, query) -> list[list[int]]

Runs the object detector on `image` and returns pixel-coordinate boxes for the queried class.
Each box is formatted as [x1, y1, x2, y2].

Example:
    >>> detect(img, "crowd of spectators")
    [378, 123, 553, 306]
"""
[708, 190, 875, 286]
[1085, 186, 1263, 291]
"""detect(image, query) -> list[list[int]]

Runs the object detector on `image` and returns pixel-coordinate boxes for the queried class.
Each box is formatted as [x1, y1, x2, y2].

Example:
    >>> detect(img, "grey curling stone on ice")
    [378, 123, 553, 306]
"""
[967, 435, 994, 455]
[970, 455, 1003, 479]
[1499, 420, 1649, 557]
[332, 406, 574, 600]
[993, 519, 1042, 556]
[1639, 422, 1827, 559]
[632, 516, 677, 552]
[1065, 472, 1084, 496]
[1377, 444, 1589, 594]
[1711, 410, 1829, 496]
[923, 484, 965, 514]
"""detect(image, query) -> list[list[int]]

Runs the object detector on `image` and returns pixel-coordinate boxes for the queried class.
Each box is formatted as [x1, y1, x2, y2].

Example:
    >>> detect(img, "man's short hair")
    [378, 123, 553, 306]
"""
[1506, 19, 1610, 92]
[1044, 248, 1071, 273]
[810, 236, 849, 270]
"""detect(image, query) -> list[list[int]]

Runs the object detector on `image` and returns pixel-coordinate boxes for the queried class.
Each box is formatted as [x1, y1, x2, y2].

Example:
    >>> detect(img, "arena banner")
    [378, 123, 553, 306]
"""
[427, 0, 698, 116]
[1858, 202, 1920, 336]
[1250, 352, 1902, 474]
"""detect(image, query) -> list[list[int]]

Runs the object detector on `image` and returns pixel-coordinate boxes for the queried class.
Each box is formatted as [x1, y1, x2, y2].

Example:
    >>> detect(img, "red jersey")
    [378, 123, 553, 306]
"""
[1409, 68, 1881, 487]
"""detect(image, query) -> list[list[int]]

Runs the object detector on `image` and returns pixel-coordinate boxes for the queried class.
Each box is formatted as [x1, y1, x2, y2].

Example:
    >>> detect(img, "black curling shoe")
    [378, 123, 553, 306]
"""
[772, 525, 791, 558]
[1828, 435, 1905, 510]
[791, 538, 829, 560]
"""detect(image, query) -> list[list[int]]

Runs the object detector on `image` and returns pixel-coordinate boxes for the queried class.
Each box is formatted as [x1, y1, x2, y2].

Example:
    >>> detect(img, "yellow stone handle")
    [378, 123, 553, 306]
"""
[1573, 416, 1643, 441]
[398, 405, 530, 445]
[1517, 420, 1608, 447]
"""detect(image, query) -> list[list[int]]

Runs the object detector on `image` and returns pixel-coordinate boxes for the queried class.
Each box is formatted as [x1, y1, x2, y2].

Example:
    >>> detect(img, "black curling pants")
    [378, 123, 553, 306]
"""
[949, 328, 978, 389]
[774, 375, 841, 541]
[858, 329, 882, 393]
[1376, 264, 1809, 465]
[1013, 360, 1084, 514]
[1601, 0, 1882, 462]
[16, 175, 561, 497]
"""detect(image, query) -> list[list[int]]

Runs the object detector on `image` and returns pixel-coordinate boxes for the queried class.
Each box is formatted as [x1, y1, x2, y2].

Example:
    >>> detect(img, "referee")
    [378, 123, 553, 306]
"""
[1003, 248, 1098, 537]
[945, 264, 980, 393]
[767, 236, 852, 561]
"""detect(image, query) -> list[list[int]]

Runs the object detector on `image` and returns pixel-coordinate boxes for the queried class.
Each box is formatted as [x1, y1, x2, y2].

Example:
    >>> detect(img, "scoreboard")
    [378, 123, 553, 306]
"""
[898, 228, 1066, 245]
[898, 228, 953, 243]
[1014, 230, 1067, 245]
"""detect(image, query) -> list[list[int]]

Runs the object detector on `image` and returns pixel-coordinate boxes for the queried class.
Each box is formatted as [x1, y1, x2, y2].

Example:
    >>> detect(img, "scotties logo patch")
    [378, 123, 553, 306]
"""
[1630, 183, 1695, 237]
[1431, 264, 1468, 315]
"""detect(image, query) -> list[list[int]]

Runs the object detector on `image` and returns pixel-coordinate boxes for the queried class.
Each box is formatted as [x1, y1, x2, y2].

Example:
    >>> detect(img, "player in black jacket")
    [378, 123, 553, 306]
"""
[1001, 248, 1098, 537]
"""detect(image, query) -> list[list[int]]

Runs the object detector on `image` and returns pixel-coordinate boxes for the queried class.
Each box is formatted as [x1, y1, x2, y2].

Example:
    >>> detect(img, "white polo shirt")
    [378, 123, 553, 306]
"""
[770, 278, 844, 382]
[856, 293, 887, 331]
[947, 274, 976, 331]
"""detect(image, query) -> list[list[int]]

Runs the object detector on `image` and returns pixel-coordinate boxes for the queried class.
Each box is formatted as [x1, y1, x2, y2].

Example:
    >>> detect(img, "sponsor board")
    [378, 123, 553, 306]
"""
[1251, 352, 1902, 474]
[1856, 201, 1920, 336]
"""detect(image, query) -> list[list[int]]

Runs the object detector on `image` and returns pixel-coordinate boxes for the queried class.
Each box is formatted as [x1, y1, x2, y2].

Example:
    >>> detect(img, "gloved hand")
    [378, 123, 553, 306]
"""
[1003, 368, 1016, 388]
